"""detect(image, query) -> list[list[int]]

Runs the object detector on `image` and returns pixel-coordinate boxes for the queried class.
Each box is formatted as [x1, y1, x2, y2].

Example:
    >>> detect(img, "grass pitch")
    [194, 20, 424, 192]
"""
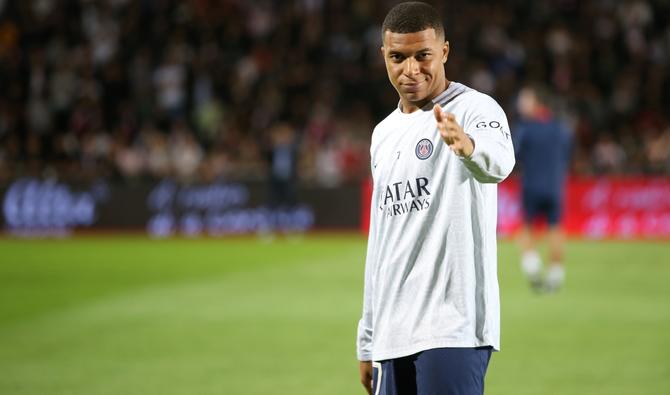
[0, 235, 668, 395]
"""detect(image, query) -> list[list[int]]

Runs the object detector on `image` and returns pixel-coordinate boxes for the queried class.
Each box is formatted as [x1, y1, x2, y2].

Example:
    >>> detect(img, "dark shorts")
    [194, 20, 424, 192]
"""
[522, 191, 562, 226]
[372, 347, 493, 395]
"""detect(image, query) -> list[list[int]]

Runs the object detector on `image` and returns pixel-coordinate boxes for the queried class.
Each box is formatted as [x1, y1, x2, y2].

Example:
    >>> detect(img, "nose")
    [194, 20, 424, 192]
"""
[403, 57, 420, 76]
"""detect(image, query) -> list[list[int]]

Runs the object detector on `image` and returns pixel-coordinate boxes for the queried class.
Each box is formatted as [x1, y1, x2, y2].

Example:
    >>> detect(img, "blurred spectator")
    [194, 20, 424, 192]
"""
[143, 125, 171, 178]
[266, 122, 299, 208]
[592, 133, 627, 175]
[153, 47, 188, 121]
[644, 127, 670, 173]
[0, 0, 669, 186]
[169, 121, 204, 181]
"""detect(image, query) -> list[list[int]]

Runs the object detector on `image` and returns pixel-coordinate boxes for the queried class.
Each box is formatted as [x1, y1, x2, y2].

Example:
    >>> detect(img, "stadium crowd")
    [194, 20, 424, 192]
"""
[0, 0, 669, 185]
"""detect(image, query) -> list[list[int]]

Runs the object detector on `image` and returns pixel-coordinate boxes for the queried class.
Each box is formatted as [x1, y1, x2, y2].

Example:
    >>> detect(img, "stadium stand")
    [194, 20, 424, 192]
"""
[0, 0, 668, 186]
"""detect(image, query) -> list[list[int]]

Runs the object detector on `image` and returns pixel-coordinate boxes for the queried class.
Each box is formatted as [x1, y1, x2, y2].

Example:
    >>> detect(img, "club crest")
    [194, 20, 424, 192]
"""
[415, 138, 433, 160]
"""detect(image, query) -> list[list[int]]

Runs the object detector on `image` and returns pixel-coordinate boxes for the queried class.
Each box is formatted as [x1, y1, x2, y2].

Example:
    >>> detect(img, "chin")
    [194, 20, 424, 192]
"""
[404, 93, 429, 104]
[403, 89, 426, 99]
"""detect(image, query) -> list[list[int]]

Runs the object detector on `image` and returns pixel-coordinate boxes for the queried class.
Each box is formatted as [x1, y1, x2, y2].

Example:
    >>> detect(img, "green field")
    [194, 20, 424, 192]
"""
[1, 235, 669, 395]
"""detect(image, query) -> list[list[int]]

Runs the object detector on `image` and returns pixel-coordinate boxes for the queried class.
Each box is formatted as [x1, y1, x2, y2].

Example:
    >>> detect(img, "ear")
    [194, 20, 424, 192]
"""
[442, 41, 450, 63]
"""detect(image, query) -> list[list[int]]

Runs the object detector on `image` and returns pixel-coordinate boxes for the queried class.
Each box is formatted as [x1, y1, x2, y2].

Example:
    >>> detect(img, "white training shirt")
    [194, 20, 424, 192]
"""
[356, 82, 515, 362]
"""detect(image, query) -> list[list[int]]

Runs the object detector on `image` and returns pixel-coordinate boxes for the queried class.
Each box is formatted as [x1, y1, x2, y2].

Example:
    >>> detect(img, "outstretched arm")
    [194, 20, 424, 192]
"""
[434, 95, 515, 183]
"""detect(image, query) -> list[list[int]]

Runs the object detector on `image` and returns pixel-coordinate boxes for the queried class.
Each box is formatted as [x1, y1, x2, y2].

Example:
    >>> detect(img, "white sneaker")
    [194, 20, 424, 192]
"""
[545, 264, 565, 292]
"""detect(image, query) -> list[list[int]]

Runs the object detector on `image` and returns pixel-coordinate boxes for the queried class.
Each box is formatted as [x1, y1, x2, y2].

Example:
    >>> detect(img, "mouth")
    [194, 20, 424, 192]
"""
[401, 81, 425, 93]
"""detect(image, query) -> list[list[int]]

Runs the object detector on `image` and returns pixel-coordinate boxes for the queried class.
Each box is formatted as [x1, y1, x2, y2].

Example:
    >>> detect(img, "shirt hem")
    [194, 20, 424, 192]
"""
[372, 339, 500, 361]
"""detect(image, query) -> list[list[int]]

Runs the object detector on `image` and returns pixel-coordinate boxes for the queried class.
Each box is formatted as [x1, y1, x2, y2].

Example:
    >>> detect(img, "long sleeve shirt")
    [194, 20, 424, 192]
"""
[357, 82, 515, 362]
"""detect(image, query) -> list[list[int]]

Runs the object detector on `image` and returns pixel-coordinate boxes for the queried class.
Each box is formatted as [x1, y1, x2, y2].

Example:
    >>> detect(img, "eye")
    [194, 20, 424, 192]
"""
[389, 53, 404, 62]
[416, 53, 430, 60]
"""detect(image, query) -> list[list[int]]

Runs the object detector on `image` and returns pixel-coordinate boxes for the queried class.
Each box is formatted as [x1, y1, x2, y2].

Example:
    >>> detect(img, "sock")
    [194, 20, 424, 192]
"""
[521, 250, 542, 281]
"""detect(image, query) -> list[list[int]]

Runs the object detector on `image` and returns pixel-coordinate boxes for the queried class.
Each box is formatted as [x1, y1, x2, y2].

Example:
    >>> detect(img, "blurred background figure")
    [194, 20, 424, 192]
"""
[262, 122, 300, 236]
[267, 122, 299, 211]
[514, 85, 572, 292]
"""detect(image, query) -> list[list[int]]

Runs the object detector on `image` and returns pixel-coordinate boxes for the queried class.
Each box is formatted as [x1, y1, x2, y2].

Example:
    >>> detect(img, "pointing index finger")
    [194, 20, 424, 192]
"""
[433, 104, 444, 122]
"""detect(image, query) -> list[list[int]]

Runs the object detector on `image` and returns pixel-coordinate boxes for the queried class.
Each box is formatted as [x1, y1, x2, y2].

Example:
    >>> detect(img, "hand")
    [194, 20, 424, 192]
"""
[433, 104, 474, 157]
[359, 360, 373, 395]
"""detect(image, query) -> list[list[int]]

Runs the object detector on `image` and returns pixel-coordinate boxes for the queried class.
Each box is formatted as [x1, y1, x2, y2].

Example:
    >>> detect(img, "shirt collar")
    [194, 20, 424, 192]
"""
[396, 81, 467, 112]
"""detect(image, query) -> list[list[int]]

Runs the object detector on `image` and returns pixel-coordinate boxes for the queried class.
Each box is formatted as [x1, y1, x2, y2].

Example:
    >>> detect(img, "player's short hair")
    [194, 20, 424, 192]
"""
[382, 2, 445, 41]
[523, 83, 553, 106]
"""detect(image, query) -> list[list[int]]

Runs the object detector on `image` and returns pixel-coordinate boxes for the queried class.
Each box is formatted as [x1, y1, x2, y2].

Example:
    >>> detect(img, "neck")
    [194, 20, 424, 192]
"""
[532, 105, 552, 121]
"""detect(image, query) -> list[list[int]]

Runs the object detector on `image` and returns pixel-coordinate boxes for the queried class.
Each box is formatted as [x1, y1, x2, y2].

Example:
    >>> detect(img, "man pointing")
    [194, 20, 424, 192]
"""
[356, 2, 515, 394]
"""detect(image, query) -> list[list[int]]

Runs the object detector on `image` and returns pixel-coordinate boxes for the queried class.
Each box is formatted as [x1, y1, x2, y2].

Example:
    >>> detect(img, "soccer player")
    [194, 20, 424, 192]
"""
[356, 2, 515, 395]
[513, 85, 572, 292]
